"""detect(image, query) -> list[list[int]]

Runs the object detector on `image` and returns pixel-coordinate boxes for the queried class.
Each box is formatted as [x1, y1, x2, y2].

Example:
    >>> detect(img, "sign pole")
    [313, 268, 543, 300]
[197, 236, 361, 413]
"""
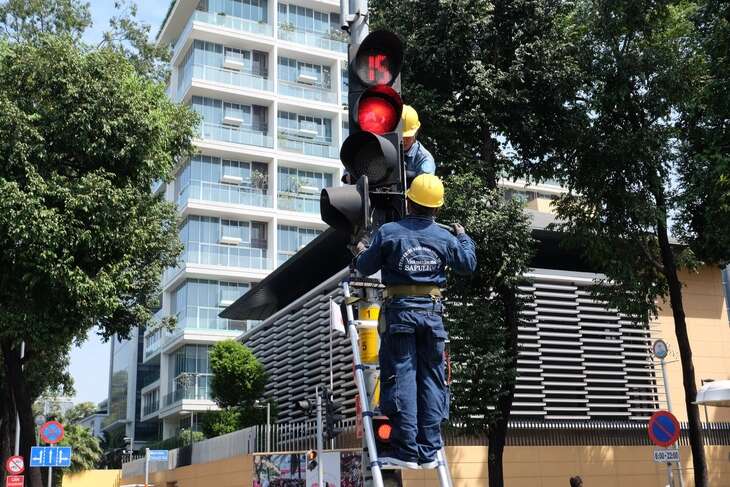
[315, 386, 324, 487]
[659, 356, 675, 487]
[13, 341, 25, 456]
[145, 448, 150, 487]
[47, 443, 54, 487]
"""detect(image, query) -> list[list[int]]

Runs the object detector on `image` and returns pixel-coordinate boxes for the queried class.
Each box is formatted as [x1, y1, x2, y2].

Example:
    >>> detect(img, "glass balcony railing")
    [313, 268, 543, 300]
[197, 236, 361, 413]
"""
[142, 391, 160, 416]
[178, 180, 272, 209]
[277, 191, 320, 213]
[183, 241, 271, 270]
[192, 10, 273, 37]
[278, 80, 337, 104]
[277, 129, 338, 159]
[198, 122, 273, 148]
[164, 383, 212, 407]
[189, 64, 273, 92]
[277, 26, 347, 53]
[176, 306, 248, 333]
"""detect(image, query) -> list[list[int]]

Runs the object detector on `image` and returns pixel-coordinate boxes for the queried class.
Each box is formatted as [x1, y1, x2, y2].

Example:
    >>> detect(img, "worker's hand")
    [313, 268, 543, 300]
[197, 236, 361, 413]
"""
[341, 173, 353, 184]
[452, 223, 466, 235]
[356, 240, 367, 254]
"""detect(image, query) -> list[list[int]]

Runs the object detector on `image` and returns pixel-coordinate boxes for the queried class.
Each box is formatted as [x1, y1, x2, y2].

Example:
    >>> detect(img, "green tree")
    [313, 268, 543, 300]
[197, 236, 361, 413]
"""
[440, 176, 534, 487]
[513, 2, 728, 485]
[370, 2, 573, 485]
[0, 0, 91, 43]
[63, 402, 98, 424]
[0, 34, 196, 487]
[59, 424, 102, 472]
[210, 340, 267, 409]
[202, 340, 271, 437]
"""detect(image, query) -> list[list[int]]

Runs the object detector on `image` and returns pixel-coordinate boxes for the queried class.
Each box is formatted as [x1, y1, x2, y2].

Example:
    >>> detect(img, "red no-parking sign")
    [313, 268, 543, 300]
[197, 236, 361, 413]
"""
[648, 410, 681, 447]
[39, 420, 64, 444]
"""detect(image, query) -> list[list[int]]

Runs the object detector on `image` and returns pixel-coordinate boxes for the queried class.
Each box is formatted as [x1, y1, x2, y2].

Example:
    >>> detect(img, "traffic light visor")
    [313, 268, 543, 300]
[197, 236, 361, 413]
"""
[340, 132, 399, 187]
[353, 30, 403, 86]
[320, 177, 370, 235]
[356, 85, 403, 135]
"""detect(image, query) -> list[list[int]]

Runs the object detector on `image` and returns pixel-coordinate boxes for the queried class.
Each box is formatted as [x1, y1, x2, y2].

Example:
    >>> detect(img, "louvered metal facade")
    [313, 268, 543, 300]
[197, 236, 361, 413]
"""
[241, 268, 661, 424]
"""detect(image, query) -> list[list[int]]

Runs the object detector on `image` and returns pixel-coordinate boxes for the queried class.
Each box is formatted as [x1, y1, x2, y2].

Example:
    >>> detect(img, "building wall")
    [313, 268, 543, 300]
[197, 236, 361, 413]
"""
[120, 445, 730, 487]
[654, 267, 730, 423]
[62, 470, 121, 487]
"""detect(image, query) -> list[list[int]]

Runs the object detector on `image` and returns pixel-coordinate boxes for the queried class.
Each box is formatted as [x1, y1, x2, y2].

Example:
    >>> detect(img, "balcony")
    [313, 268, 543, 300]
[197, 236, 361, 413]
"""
[176, 305, 248, 333]
[277, 191, 320, 214]
[163, 383, 212, 407]
[178, 180, 272, 209]
[278, 79, 337, 104]
[183, 241, 271, 270]
[277, 128, 338, 159]
[192, 10, 273, 37]
[188, 64, 273, 92]
[277, 25, 347, 53]
[198, 122, 273, 149]
[142, 390, 160, 417]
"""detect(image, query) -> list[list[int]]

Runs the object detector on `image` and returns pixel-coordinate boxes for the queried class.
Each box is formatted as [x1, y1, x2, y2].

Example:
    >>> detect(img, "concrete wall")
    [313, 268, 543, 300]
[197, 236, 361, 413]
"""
[655, 267, 730, 423]
[121, 445, 730, 487]
[62, 470, 121, 487]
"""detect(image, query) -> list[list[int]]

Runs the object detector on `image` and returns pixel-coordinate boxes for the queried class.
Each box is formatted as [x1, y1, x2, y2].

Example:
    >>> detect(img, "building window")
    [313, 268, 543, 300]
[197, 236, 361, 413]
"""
[278, 56, 331, 89]
[171, 279, 250, 331]
[278, 2, 337, 33]
[179, 215, 268, 268]
[277, 167, 333, 213]
[197, 0, 268, 22]
[169, 344, 213, 402]
[278, 225, 322, 264]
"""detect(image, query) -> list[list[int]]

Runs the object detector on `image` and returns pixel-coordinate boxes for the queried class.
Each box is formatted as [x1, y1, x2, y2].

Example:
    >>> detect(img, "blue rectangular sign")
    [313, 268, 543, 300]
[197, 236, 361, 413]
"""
[29, 446, 72, 467]
[148, 450, 169, 462]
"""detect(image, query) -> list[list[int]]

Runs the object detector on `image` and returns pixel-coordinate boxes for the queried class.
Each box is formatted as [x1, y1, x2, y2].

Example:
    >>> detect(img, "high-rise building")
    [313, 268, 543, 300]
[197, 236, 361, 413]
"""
[115, 0, 350, 440]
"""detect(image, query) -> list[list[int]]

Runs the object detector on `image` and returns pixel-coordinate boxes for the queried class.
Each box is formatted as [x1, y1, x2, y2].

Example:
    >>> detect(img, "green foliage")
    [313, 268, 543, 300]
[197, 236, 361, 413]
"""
[200, 400, 278, 438]
[58, 423, 102, 472]
[63, 402, 98, 423]
[0, 0, 91, 43]
[209, 340, 267, 409]
[370, 0, 579, 181]
[440, 175, 534, 431]
[146, 429, 205, 450]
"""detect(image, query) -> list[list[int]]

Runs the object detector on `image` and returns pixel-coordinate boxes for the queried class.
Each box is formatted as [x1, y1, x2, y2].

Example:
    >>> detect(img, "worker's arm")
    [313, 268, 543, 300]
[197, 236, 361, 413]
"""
[354, 230, 384, 276]
[415, 146, 436, 175]
[448, 224, 477, 275]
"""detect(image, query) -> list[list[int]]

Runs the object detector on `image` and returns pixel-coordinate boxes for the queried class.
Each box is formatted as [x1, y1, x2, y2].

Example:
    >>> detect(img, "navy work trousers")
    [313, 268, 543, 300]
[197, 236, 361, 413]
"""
[379, 303, 449, 463]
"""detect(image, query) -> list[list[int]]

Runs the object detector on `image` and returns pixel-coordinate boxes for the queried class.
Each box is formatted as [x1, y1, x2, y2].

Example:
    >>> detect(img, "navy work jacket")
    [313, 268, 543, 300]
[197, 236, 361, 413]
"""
[354, 216, 477, 308]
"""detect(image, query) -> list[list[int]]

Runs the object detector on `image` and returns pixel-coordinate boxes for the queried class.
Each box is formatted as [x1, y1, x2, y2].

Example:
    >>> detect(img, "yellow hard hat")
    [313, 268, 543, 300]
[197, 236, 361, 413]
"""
[402, 105, 421, 137]
[406, 174, 444, 208]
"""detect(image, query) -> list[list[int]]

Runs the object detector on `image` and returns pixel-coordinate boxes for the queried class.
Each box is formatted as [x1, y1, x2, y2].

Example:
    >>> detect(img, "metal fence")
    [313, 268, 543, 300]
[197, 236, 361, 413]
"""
[122, 418, 730, 476]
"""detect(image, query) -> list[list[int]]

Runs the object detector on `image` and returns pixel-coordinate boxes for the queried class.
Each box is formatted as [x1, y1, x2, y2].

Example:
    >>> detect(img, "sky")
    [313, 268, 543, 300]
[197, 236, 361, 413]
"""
[69, 0, 169, 406]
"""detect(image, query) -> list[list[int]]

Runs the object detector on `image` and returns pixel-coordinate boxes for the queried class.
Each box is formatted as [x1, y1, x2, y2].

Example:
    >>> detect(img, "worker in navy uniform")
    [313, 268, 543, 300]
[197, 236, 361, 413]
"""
[353, 174, 477, 469]
[342, 105, 436, 184]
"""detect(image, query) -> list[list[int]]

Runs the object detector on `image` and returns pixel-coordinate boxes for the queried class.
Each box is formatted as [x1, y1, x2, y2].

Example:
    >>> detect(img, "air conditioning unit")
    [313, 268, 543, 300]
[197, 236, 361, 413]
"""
[297, 73, 318, 84]
[220, 174, 243, 185]
[297, 128, 318, 138]
[223, 114, 243, 126]
[223, 57, 244, 71]
[299, 185, 319, 194]
[219, 236, 242, 245]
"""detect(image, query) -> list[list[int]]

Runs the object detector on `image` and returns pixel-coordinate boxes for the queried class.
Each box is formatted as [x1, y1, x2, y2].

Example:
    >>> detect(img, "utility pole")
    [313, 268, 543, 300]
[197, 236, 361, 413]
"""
[13, 341, 25, 455]
[315, 386, 324, 487]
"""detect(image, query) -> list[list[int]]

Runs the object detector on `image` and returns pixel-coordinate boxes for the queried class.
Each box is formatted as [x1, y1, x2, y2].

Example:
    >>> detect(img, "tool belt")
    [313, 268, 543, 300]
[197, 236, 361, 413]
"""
[382, 284, 442, 299]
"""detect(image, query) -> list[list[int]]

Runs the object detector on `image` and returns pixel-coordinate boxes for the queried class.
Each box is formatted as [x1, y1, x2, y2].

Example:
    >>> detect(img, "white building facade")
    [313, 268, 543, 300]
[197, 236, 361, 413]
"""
[139, 0, 349, 439]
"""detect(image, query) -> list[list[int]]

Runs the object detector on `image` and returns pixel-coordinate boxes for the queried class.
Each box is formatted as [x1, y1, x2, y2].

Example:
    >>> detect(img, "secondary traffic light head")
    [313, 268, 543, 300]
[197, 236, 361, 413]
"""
[320, 175, 370, 238]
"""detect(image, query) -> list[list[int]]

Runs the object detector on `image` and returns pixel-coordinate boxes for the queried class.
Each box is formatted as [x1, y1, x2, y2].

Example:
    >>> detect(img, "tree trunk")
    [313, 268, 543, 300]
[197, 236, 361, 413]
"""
[654, 200, 707, 487]
[1, 341, 43, 487]
[487, 286, 519, 487]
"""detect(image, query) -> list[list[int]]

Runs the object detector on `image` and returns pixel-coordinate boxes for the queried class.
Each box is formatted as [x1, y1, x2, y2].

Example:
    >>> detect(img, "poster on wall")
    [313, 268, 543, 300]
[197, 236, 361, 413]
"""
[254, 454, 306, 487]
[253, 451, 363, 487]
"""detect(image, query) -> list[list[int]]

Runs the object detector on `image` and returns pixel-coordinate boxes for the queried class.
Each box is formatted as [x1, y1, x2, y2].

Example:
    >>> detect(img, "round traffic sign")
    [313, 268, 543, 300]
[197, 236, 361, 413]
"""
[5, 455, 24, 474]
[39, 420, 65, 444]
[648, 410, 681, 447]
[652, 339, 669, 359]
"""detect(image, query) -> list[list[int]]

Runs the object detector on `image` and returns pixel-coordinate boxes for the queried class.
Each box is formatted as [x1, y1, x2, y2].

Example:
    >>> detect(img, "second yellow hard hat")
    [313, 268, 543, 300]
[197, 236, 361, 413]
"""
[406, 174, 444, 208]
[402, 105, 421, 137]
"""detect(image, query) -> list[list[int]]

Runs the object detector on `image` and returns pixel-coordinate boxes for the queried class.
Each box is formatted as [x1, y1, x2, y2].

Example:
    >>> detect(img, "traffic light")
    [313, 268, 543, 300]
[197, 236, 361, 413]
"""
[320, 29, 406, 241]
[324, 391, 346, 441]
[372, 415, 392, 455]
[306, 450, 318, 471]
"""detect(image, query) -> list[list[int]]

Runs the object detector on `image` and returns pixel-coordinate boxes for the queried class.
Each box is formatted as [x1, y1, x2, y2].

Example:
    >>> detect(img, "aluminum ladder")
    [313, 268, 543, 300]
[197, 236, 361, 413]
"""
[341, 279, 454, 487]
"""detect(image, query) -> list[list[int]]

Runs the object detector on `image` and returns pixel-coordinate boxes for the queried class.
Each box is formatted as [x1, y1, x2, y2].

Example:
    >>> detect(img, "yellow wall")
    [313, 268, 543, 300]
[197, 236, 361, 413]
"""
[121, 445, 730, 487]
[654, 266, 730, 423]
[526, 197, 554, 213]
[63, 469, 121, 487]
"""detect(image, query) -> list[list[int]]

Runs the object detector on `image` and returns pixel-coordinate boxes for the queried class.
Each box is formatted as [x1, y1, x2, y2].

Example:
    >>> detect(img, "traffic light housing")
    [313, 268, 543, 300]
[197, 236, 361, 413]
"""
[372, 415, 392, 454]
[320, 29, 406, 242]
[324, 391, 346, 441]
